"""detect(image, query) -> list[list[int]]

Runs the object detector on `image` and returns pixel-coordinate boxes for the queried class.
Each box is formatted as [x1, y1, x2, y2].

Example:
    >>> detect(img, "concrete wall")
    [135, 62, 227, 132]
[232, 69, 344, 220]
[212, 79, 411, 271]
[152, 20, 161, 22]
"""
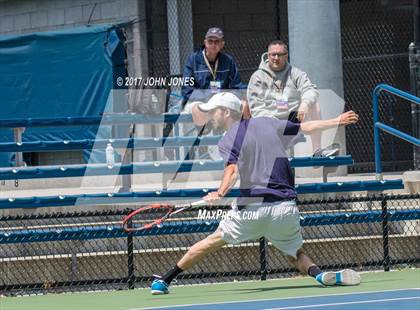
[0, 0, 140, 34]
[2, 235, 418, 286]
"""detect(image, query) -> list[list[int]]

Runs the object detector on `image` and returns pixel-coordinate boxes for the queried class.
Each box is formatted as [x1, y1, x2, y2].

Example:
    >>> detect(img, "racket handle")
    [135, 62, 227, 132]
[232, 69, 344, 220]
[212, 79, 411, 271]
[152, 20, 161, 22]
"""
[190, 199, 207, 207]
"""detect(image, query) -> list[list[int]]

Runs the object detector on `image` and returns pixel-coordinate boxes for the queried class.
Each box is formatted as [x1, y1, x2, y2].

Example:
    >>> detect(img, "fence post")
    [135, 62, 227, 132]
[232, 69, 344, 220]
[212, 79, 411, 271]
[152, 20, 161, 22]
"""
[381, 196, 390, 272]
[127, 219, 135, 289]
[409, 42, 420, 170]
[120, 124, 134, 193]
[259, 237, 267, 280]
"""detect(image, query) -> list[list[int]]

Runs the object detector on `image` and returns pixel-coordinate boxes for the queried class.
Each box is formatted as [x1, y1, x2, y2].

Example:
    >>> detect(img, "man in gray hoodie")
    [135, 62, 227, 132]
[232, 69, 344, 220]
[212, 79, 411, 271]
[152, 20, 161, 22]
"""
[247, 40, 338, 157]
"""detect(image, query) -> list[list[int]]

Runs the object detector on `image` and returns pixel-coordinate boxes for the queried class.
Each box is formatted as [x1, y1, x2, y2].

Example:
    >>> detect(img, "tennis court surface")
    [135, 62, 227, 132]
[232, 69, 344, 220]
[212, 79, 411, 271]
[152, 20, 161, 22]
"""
[1, 269, 418, 310]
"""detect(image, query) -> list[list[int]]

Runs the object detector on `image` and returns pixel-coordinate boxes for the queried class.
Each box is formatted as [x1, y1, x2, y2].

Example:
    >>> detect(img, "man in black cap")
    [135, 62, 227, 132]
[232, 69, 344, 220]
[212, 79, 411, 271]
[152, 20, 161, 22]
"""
[164, 27, 246, 160]
[180, 27, 244, 107]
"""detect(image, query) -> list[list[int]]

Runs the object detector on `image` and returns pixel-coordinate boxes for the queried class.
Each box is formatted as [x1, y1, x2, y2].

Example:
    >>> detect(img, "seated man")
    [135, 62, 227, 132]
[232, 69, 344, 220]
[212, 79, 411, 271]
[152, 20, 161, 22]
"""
[165, 27, 245, 160]
[247, 40, 339, 157]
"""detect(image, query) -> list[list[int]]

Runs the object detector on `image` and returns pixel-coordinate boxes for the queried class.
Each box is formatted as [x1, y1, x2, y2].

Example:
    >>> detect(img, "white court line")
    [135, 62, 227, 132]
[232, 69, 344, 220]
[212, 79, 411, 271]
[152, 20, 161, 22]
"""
[133, 288, 420, 310]
[263, 296, 420, 310]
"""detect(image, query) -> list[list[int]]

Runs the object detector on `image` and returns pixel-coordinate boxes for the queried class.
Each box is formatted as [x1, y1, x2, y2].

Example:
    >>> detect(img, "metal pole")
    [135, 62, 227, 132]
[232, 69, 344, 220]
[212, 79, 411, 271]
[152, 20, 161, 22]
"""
[275, 0, 281, 40]
[127, 219, 135, 289]
[145, 0, 154, 77]
[259, 237, 267, 280]
[381, 197, 390, 272]
[414, 0, 420, 45]
[373, 90, 382, 180]
[412, 0, 420, 169]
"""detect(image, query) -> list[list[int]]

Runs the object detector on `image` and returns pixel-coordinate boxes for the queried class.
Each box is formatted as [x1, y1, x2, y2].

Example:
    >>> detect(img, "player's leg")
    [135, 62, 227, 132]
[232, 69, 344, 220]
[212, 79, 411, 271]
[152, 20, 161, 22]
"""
[286, 249, 325, 282]
[266, 201, 360, 286]
[151, 230, 226, 295]
[286, 248, 361, 286]
[266, 201, 309, 272]
[151, 205, 263, 295]
[266, 204, 324, 279]
[287, 248, 318, 274]
[178, 229, 227, 270]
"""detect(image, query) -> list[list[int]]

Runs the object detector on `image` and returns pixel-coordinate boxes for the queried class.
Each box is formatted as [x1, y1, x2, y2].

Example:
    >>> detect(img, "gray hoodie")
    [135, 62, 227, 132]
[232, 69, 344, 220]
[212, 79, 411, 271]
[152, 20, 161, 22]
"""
[247, 52, 319, 119]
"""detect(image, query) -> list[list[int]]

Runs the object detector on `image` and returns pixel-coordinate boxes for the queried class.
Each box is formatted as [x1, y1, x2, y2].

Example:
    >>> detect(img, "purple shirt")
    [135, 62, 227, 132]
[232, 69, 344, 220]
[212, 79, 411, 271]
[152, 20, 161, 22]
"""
[218, 117, 301, 205]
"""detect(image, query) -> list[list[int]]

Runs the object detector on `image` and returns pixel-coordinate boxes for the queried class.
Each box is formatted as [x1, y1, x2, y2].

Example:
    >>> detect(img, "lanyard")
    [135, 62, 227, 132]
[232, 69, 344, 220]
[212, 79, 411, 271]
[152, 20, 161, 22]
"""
[202, 49, 219, 81]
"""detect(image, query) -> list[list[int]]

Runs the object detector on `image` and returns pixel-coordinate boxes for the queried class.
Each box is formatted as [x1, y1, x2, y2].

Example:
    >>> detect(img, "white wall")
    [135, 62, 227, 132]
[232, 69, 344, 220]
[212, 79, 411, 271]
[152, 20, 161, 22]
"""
[0, 0, 141, 34]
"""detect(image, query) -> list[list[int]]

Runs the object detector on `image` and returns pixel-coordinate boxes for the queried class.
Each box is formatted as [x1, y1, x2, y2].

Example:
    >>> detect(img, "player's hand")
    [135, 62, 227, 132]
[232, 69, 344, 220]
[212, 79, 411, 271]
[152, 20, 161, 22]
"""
[338, 110, 359, 126]
[203, 191, 223, 204]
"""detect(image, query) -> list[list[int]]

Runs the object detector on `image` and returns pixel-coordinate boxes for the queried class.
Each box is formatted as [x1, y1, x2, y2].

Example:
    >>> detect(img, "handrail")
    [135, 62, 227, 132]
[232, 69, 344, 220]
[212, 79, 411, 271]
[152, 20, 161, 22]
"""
[0, 156, 354, 180]
[373, 84, 420, 179]
[0, 180, 404, 209]
[2, 209, 418, 243]
[0, 113, 193, 128]
[0, 136, 223, 152]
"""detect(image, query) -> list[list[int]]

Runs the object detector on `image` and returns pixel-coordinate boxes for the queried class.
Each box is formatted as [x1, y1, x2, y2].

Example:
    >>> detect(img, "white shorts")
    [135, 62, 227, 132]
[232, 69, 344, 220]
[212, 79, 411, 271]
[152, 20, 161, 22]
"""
[218, 200, 303, 258]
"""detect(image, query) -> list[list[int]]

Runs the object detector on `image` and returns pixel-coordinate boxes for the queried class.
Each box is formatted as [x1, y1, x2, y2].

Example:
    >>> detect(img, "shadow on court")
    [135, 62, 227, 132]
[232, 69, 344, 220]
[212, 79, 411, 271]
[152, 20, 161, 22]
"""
[216, 284, 320, 294]
[361, 278, 404, 284]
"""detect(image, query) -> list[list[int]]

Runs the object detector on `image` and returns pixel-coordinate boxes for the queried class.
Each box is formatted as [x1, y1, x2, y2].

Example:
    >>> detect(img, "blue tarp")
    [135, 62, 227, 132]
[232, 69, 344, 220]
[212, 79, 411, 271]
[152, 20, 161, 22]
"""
[0, 24, 128, 166]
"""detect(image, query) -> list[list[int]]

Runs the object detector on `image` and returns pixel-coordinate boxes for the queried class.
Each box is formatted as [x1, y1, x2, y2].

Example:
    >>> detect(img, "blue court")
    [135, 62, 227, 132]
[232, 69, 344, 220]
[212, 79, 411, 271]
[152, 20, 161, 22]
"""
[143, 289, 420, 310]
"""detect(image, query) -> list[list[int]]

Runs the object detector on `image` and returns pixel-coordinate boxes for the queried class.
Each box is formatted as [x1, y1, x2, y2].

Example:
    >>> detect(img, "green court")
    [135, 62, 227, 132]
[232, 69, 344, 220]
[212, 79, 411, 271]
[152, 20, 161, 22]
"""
[1, 269, 419, 310]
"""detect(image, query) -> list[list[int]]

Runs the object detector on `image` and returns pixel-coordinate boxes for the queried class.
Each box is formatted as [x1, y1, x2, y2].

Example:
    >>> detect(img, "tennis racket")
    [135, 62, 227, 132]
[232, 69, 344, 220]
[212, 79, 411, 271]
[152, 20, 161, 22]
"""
[122, 199, 206, 233]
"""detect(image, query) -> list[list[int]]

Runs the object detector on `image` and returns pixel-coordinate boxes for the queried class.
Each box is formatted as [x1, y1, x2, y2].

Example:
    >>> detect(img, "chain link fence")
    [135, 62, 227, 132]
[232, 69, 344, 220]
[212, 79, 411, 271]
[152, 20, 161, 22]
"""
[341, 0, 414, 172]
[1, 194, 419, 296]
[144, 0, 415, 172]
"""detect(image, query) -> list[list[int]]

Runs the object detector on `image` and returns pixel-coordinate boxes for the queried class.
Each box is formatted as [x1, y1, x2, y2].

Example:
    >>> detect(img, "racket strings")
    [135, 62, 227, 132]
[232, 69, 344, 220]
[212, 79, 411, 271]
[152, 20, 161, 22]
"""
[122, 201, 229, 232]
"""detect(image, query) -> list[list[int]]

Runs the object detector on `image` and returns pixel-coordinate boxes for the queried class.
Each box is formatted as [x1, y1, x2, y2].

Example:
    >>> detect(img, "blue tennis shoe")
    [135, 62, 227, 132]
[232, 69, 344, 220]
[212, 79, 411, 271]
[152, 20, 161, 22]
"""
[151, 278, 169, 295]
[316, 269, 360, 286]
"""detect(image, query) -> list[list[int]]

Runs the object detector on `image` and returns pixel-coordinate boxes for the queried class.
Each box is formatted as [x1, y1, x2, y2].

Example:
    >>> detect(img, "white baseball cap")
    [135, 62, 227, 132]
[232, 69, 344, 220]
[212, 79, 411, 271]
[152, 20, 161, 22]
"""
[198, 92, 242, 113]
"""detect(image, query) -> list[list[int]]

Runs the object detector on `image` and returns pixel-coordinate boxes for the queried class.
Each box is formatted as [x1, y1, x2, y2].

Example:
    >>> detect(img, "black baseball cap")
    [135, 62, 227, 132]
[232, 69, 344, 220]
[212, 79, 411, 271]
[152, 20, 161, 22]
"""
[205, 27, 224, 39]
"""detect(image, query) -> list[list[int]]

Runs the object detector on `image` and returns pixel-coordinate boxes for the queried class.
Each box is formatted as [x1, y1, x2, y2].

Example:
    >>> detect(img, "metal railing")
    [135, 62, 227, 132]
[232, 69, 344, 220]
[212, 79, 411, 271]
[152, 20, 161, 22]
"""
[373, 84, 420, 179]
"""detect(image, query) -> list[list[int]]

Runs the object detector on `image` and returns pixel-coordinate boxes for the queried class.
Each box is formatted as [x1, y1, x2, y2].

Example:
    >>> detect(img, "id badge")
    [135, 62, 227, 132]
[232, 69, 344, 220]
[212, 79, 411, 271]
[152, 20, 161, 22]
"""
[273, 99, 289, 110]
[210, 80, 221, 93]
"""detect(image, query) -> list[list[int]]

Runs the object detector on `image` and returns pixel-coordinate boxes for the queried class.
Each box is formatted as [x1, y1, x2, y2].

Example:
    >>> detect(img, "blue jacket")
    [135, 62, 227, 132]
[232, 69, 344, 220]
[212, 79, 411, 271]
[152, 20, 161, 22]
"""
[181, 47, 243, 105]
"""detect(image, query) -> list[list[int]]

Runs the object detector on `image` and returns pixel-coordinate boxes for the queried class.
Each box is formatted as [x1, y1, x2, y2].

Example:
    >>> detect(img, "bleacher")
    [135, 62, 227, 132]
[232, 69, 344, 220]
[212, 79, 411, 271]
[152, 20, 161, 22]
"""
[0, 112, 405, 211]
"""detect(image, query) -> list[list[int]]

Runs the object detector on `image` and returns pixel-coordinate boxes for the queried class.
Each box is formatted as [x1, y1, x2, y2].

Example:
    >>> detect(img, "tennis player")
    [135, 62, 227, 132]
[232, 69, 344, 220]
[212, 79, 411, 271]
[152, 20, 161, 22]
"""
[151, 92, 361, 294]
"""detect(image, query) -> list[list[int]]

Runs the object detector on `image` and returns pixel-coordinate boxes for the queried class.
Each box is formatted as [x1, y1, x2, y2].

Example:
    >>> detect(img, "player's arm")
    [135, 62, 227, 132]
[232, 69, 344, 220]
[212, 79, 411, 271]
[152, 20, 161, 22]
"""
[300, 110, 359, 134]
[204, 163, 239, 203]
[191, 103, 211, 126]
